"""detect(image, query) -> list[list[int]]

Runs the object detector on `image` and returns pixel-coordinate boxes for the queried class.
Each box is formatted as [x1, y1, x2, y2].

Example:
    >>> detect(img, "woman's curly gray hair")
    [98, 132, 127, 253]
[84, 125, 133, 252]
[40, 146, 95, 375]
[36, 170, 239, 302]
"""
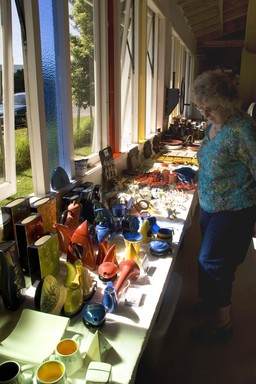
[190, 70, 241, 110]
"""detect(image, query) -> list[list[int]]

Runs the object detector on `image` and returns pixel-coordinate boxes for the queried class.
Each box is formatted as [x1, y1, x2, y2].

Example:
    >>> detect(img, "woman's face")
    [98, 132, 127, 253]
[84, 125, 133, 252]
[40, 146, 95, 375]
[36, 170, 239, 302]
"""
[196, 104, 228, 126]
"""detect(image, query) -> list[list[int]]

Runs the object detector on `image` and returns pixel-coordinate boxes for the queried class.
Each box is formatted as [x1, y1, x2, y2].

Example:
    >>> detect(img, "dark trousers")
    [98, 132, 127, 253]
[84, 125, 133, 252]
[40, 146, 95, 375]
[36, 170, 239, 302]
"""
[198, 205, 256, 307]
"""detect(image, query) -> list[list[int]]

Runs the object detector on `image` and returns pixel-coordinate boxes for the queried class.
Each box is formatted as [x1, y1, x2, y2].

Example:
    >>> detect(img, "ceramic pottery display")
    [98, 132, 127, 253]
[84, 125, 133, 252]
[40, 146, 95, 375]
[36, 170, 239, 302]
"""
[1, 197, 31, 241]
[27, 232, 60, 284]
[95, 223, 111, 243]
[31, 195, 57, 233]
[64, 262, 83, 317]
[156, 227, 174, 243]
[114, 259, 140, 295]
[34, 274, 63, 315]
[0, 360, 34, 384]
[0, 241, 26, 310]
[111, 204, 127, 218]
[139, 219, 153, 243]
[67, 220, 96, 271]
[97, 244, 118, 282]
[98, 261, 118, 282]
[121, 214, 140, 234]
[54, 334, 83, 376]
[61, 200, 81, 230]
[82, 302, 106, 329]
[51, 166, 70, 190]
[74, 158, 89, 177]
[96, 241, 109, 266]
[54, 201, 81, 253]
[149, 240, 172, 257]
[73, 259, 95, 301]
[103, 281, 118, 313]
[123, 232, 143, 261]
[147, 216, 160, 234]
[15, 213, 44, 274]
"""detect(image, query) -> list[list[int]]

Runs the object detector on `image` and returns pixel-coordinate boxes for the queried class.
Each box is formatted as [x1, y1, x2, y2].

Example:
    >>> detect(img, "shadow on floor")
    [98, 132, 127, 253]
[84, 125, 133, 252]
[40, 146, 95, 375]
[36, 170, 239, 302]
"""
[135, 205, 256, 384]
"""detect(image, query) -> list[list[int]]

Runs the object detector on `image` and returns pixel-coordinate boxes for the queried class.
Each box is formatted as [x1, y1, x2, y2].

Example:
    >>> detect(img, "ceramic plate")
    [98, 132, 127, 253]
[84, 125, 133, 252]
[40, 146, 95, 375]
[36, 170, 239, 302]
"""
[0, 309, 70, 364]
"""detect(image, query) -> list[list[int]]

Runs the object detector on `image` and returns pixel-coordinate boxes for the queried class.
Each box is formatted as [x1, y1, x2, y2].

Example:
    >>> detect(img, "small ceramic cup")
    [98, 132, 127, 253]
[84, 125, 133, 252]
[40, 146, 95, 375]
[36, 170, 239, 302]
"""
[54, 334, 83, 376]
[123, 232, 143, 259]
[36, 360, 67, 384]
[156, 228, 174, 243]
[0, 361, 34, 384]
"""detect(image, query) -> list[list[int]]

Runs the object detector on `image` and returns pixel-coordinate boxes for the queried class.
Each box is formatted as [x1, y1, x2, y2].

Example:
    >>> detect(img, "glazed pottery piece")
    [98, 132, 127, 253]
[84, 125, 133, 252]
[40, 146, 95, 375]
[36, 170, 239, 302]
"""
[35, 275, 63, 315]
[102, 244, 117, 264]
[63, 285, 83, 317]
[51, 166, 70, 190]
[54, 334, 83, 376]
[82, 302, 106, 329]
[147, 217, 160, 234]
[67, 221, 96, 271]
[96, 241, 109, 265]
[36, 360, 67, 384]
[156, 228, 174, 243]
[149, 240, 172, 257]
[54, 223, 73, 254]
[123, 232, 143, 259]
[95, 223, 110, 243]
[114, 259, 140, 295]
[111, 204, 127, 218]
[103, 281, 118, 313]
[0, 360, 34, 384]
[121, 215, 140, 234]
[74, 259, 96, 301]
[139, 220, 153, 243]
[98, 261, 118, 282]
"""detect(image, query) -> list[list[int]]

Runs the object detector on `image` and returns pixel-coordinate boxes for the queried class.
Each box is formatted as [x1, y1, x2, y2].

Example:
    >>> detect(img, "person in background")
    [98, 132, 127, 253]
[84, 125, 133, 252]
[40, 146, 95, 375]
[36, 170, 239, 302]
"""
[190, 69, 256, 343]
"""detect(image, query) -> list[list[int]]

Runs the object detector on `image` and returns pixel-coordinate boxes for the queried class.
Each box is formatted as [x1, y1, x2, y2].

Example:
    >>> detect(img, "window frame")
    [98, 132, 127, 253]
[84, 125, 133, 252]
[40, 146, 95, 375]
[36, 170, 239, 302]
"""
[0, 0, 16, 200]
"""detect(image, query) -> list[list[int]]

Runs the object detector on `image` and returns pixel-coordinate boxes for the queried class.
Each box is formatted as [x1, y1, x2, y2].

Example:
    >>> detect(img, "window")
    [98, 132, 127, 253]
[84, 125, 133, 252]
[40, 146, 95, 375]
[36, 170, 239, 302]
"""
[120, 0, 136, 151]
[0, 0, 19, 200]
[69, 0, 108, 161]
[145, 6, 158, 137]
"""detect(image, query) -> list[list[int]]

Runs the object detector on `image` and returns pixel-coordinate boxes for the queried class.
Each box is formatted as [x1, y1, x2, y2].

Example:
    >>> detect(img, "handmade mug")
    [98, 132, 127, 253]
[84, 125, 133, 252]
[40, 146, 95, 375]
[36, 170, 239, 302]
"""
[0, 360, 34, 384]
[36, 360, 67, 384]
[53, 334, 83, 376]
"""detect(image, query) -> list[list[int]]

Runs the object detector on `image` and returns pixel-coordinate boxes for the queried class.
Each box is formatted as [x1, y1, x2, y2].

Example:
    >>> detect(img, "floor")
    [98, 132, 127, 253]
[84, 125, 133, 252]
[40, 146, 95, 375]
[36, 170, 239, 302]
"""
[135, 205, 256, 384]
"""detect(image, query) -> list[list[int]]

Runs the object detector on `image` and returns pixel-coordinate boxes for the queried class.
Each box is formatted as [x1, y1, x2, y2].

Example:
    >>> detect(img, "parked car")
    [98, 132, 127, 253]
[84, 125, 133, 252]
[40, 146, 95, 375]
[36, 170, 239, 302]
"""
[0, 92, 27, 128]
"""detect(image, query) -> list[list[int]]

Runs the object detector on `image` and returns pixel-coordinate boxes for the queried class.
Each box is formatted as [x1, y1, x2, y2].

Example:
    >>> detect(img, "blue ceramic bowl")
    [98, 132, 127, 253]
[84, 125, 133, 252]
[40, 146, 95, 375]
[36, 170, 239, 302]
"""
[82, 302, 106, 328]
[150, 240, 172, 257]
[123, 232, 143, 242]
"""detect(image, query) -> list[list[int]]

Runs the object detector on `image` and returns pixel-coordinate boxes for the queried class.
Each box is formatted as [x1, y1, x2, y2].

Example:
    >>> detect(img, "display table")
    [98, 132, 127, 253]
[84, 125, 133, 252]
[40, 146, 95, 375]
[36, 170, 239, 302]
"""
[0, 187, 198, 384]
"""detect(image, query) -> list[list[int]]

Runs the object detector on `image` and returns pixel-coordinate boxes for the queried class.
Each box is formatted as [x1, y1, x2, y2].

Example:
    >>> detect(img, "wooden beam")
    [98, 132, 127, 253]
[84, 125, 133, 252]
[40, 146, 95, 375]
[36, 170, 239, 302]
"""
[197, 39, 244, 47]
[219, 0, 223, 33]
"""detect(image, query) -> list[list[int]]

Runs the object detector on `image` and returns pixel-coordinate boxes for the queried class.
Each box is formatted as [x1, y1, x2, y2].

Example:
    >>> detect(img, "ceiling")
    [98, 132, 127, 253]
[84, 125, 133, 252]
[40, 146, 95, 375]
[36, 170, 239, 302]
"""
[178, 0, 249, 49]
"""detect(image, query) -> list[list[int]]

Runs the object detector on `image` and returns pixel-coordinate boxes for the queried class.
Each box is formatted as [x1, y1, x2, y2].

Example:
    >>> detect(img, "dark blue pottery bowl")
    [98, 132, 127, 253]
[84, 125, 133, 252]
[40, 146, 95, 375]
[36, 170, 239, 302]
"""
[150, 240, 172, 257]
[82, 302, 106, 329]
[123, 232, 143, 242]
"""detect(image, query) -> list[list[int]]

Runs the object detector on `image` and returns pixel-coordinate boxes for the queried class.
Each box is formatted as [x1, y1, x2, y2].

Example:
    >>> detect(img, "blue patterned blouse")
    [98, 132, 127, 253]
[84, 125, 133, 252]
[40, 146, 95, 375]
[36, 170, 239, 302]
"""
[197, 111, 256, 212]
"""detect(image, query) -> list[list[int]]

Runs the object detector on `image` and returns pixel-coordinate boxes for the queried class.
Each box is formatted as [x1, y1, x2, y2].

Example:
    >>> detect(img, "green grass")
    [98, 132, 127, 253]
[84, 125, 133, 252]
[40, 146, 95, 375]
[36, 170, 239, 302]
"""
[0, 118, 93, 208]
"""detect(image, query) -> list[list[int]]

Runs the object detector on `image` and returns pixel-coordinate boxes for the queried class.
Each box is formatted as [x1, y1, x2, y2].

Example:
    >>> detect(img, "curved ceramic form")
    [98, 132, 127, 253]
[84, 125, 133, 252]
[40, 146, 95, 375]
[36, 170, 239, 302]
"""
[82, 302, 106, 328]
[103, 281, 118, 313]
[67, 221, 96, 270]
[114, 259, 140, 295]
[150, 240, 172, 257]
[98, 262, 118, 282]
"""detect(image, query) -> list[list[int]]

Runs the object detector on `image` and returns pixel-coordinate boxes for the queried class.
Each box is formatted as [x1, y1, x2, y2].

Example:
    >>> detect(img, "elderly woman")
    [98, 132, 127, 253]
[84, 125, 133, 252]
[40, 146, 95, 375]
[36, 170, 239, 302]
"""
[190, 69, 256, 343]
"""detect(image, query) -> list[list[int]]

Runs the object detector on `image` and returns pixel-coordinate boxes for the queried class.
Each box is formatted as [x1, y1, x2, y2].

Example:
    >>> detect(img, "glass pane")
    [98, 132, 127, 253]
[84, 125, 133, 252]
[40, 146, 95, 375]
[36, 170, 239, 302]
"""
[0, 0, 32, 204]
[38, 0, 60, 176]
[120, 0, 134, 151]
[0, 6, 5, 184]
[0, 13, 6, 183]
[146, 8, 154, 137]
[69, 0, 95, 159]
